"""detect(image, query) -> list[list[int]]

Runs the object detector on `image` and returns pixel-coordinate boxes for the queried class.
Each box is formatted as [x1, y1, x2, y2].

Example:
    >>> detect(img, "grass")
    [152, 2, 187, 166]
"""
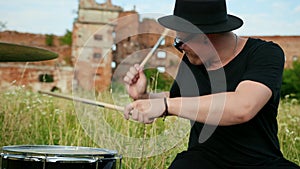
[278, 95, 300, 165]
[0, 86, 188, 169]
[0, 86, 299, 168]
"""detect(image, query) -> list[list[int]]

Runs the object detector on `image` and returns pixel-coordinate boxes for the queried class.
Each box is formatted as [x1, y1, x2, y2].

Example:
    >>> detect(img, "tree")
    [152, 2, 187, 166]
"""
[45, 34, 55, 46]
[281, 61, 300, 99]
[59, 29, 72, 46]
[0, 21, 7, 31]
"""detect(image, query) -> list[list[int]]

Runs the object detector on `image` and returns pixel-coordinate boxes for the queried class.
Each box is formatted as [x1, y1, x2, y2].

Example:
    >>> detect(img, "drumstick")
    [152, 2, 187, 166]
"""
[39, 30, 169, 111]
[38, 90, 124, 112]
[140, 29, 169, 67]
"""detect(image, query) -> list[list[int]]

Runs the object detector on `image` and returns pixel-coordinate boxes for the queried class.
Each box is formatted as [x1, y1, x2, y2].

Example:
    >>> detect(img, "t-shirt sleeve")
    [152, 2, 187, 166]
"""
[241, 41, 285, 96]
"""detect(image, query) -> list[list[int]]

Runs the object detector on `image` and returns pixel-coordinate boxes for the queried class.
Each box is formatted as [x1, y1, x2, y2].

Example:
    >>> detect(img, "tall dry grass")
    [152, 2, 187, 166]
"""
[0, 87, 299, 168]
[278, 95, 300, 165]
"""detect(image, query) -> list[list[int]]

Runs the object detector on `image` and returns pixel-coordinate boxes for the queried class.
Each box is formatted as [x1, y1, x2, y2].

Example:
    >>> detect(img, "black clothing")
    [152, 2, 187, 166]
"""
[169, 38, 300, 168]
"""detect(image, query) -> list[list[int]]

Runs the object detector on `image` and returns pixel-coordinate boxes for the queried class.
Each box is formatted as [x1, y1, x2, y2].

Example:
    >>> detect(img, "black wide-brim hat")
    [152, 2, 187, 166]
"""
[158, 0, 243, 34]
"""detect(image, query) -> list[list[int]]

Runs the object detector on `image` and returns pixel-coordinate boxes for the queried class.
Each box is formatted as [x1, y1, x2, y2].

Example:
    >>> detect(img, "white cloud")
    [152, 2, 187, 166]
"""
[1, 0, 300, 36]
[271, 2, 289, 12]
[1, 0, 78, 35]
[238, 12, 300, 36]
[255, 0, 268, 3]
[294, 5, 300, 13]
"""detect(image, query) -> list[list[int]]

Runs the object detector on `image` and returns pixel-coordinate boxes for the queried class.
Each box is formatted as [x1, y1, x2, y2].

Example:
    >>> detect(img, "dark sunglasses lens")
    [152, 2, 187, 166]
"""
[174, 38, 183, 53]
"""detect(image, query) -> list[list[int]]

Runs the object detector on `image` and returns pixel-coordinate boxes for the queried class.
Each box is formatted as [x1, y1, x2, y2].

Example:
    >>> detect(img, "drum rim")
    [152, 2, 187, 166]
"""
[1, 145, 118, 156]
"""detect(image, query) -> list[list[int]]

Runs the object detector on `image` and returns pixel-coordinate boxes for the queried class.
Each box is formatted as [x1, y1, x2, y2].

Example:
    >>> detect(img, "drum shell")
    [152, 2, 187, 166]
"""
[1, 145, 121, 169]
[1, 158, 118, 169]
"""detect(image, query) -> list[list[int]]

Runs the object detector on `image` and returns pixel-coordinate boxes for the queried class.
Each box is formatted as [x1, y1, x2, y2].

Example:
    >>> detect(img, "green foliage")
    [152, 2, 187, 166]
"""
[0, 87, 188, 168]
[0, 21, 6, 31]
[278, 97, 300, 165]
[281, 61, 300, 99]
[38, 74, 54, 83]
[144, 68, 174, 92]
[0, 87, 95, 146]
[45, 34, 54, 46]
[1, 87, 299, 168]
[59, 29, 72, 46]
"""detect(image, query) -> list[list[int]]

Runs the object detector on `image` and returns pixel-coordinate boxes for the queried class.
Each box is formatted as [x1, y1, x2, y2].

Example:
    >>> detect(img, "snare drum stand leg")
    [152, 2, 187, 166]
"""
[43, 155, 46, 169]
[96, 157, 99, 169]
[119, 157, 122, 169]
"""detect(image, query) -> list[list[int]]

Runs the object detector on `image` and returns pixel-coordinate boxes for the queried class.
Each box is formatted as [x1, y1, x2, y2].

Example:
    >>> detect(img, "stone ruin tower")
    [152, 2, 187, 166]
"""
[72, 0, 122, 91]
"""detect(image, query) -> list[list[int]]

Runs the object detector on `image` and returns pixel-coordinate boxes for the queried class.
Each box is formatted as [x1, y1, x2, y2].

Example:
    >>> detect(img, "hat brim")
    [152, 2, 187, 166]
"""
[158, 14, 243, 34]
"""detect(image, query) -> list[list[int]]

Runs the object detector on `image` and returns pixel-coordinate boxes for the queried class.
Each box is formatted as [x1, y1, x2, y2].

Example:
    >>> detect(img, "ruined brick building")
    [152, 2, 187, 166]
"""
[0, 0, 299, 93]
[72, 0, 180, 92]
[72, 0, 122, 91]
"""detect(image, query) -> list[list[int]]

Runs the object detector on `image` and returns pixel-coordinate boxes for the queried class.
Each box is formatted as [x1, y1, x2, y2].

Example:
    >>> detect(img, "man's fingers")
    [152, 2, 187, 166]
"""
[134, 64, 143, 72]
[131, 109, 139, 121]
[129, 66, 138, 75]
[126, 71, 135, 80]
[123, 76, 131, 84]
[123, 65, 141, 85]
[124, 103, 134, 120]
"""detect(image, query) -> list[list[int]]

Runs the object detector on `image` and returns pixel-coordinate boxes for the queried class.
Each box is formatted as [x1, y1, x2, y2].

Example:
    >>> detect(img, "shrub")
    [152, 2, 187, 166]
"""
[59, 29, 72, 46]
[45, 34, 54, 46]
[144, 68, 174, 92]
[281, 61, 300, 99]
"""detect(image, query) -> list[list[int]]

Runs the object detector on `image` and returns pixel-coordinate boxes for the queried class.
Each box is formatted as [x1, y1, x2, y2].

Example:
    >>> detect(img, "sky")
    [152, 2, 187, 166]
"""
[0, 0, 300, 36]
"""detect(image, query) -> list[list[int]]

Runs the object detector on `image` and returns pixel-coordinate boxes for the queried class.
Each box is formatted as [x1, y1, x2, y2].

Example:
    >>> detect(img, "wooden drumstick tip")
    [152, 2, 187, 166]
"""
[38, 90, 124, 112]
[140, 29, 170, 67]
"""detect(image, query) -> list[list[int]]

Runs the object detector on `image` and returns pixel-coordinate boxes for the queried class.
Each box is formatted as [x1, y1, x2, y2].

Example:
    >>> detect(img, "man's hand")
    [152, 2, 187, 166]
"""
[124, 98, 166, 124]
[123, 64, 147, 100]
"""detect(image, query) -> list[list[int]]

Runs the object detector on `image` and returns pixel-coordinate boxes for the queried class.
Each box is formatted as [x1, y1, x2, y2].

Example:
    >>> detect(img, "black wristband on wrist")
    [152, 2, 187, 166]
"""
[163, 97, 168, 121]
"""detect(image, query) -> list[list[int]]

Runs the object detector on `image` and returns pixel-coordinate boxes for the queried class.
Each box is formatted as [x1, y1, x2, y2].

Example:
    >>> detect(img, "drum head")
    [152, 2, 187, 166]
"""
[2, 145, 117, 157]
[1, 145, 121, 169]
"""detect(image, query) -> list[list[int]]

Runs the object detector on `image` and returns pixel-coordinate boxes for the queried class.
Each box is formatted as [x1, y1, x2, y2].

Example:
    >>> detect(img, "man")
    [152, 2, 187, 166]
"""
[123, 0, 300, 168]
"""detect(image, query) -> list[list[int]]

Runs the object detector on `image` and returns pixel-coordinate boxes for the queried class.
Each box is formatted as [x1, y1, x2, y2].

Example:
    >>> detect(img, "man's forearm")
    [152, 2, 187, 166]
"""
[138, 92, 170, 99]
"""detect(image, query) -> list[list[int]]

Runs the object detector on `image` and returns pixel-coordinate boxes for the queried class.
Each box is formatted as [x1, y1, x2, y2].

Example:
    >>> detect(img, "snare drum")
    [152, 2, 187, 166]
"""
[0, 145, 121, 169]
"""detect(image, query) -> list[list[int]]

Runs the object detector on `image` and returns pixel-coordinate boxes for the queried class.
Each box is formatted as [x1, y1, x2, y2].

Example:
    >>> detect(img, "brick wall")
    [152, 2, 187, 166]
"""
[1, 30, 299, 93]
[0, 31, 73, 92]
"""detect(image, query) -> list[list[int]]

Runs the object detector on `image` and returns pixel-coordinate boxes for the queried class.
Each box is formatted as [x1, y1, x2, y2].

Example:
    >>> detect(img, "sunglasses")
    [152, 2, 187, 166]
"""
[173, 34, 196, 53]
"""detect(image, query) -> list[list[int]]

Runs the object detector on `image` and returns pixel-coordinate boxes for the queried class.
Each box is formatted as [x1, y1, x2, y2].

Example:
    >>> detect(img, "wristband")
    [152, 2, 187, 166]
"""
[163, 97, 168, 121]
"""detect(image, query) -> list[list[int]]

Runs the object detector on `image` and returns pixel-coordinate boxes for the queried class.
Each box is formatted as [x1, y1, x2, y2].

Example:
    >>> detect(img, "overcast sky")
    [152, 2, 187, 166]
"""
[0, 0, 300, 36]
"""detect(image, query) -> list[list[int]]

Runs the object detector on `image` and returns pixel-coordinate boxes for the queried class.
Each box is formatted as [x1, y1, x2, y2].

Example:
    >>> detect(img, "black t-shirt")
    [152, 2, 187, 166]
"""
[170, 38, 285, 165]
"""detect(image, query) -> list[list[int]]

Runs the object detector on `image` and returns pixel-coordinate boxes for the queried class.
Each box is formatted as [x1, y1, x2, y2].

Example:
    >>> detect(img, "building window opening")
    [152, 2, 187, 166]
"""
[95, 73, 101, 80]
[112, 44, 117, 51]
[112, 31, 116, 39]
[93, 53, 102, 59]
[160, 38, 166, 45]
[293, 55, 298, 62]
[111, 61, 117, 69]
[39, 74, 54, 83]
[157, 51, 167, 59]
[157, 66, 166, 73]
[95, 0, 105, 4]
[94, 34, 103, 41]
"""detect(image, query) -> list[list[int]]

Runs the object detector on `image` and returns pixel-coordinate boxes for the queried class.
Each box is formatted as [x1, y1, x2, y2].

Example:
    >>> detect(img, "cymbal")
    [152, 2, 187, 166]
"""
[0, 42, 58, 62]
